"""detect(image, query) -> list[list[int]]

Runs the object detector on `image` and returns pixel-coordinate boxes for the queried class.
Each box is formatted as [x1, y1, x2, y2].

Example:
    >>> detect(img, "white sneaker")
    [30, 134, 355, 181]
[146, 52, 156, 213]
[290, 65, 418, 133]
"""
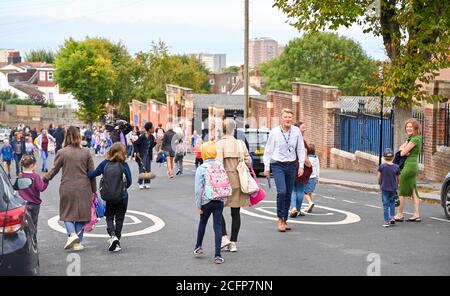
[229, 242, 237, 252]
[139, 185, 145, 190]
[64, 233, 79, 250]
[72, 242, 85, 251]
[108, 236, 119, 251]
[113, 243, 122, 252]
[144, 185, 151, 189]
[221, 236, 231, 250]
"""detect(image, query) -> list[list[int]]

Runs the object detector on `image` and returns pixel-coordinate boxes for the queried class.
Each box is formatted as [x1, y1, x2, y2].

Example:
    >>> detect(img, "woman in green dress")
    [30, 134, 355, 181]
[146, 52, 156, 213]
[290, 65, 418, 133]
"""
[395, 119, 422, 222]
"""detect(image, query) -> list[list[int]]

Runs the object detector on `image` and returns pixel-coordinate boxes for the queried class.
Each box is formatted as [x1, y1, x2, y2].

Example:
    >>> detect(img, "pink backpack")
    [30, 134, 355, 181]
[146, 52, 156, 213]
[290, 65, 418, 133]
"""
[82, 194, 99, 233]
[203, 161, 232, 201]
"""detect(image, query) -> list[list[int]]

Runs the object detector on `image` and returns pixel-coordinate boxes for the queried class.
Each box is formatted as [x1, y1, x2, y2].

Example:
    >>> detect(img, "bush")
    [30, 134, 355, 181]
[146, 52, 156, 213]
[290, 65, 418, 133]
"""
[0, 90, 19, 101]
[6, 98, 36, 105]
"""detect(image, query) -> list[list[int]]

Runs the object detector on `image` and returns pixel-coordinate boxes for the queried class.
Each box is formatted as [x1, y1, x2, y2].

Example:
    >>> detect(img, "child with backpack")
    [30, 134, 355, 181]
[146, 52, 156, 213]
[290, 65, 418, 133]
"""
[377, 148, 400, 228]
[87, 143, 132, 252]
[18, 155, 49, 237]
[303, 144, 320, 213]
[1, 139, 13, 178]
[193, 141, 232, 264]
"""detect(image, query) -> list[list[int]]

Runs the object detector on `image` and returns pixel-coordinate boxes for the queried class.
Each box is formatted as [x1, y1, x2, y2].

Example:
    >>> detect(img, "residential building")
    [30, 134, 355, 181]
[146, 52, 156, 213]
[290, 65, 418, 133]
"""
[0, 49, 16, 63]
[208, 72, 240, 94]
[195, 53, 226, 73]
[249, 38, 284, 69]
[0, 62, 78, 109]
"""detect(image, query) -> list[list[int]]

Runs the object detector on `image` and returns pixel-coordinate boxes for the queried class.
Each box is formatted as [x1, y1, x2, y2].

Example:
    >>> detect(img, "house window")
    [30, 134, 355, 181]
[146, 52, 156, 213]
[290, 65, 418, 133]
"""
[48, 71, 53, 81]
[39, 71, 46, 81]
[233, 76, 237, 84]
[209, 79, 215, 85]
[221, 85, 226, 93]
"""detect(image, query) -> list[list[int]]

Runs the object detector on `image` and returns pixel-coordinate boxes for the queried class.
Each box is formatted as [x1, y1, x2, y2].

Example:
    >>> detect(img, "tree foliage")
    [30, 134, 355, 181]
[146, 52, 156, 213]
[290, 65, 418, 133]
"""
[261, 32, 378, 95]
[273, 0, 450, 106]
[25, 49, 56, 64]
[55, 38, 116, 124]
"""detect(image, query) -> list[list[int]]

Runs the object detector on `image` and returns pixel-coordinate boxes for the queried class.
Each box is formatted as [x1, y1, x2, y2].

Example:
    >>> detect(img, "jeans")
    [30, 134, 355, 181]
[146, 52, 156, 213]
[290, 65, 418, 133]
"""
[127, 145, 133, 157]
[271, 161, 297, 221]
[195, 158, 203, 168]
[382, 191, 396, 222]
[26, 203, 40, 238]
[176, 157, 184, 174]
[196, 200, 224, 257]
[41, 150, 48, 171]
[290, 183, 306, 211]
[14, 153, 22, 175]
[105, 199, 128, 240]
[64, 221, 85, 242]
[138, 154, 151, 185]
[221, 207, 241, 242]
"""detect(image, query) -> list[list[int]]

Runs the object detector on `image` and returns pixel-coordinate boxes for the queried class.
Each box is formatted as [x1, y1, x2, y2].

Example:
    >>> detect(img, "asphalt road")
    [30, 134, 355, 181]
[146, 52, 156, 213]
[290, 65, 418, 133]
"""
[32, 153, 450, 276]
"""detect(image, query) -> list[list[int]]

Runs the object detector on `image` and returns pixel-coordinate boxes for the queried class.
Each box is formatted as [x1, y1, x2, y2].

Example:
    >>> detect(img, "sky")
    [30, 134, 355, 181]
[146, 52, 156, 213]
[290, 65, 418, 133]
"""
[0, 0, 387, 65]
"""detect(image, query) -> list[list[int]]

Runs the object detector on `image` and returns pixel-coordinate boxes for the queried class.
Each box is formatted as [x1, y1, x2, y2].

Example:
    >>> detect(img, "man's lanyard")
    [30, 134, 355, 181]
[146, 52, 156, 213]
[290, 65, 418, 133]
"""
[280, 126, 291, 147]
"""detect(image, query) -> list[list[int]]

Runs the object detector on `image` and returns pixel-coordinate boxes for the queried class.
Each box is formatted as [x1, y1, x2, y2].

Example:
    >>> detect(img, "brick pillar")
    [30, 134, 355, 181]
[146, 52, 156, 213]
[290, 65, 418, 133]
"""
[185, 94, 194, 142]
[292, 83, 300, 122]
[322, 89, 341, 168]
[267, 92, 274, 129]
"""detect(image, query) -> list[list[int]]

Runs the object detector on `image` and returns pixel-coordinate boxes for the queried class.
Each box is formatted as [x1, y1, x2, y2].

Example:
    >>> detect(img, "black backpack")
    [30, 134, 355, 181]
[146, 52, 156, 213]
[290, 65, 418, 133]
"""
[100, 162, 126, 204]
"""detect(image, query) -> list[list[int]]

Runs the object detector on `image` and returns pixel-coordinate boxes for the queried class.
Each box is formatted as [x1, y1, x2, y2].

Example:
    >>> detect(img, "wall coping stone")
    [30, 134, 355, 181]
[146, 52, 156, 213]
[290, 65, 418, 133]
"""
[331, 148, 356, 160]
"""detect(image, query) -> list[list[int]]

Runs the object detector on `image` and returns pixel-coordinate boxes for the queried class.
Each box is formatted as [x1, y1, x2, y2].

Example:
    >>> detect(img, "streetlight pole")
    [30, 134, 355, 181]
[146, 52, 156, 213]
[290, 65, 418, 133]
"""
[244, 0, 249, 124]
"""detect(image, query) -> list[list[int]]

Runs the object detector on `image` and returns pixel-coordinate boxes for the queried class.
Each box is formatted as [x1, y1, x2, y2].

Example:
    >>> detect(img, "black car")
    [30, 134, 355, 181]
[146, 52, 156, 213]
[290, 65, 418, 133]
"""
[0, 172, 39, 276]
[237, 128, 270, 176]
[441, 172, 450, 220]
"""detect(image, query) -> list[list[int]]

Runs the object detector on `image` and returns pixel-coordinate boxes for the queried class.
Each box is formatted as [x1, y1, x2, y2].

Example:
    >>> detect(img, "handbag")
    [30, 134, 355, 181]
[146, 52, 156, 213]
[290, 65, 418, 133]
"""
[393, 151, 407, 171]
[94, 193, 105, 219]
[236, 141, 259, 194]
[249, 166, 266, 207]
[82, 194, 100, 233]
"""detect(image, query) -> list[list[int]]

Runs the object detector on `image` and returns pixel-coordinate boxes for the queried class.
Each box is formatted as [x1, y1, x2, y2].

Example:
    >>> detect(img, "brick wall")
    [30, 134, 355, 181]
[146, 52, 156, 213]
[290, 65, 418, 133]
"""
[267, 90, 292, 128]
[248, 97, 267, 128]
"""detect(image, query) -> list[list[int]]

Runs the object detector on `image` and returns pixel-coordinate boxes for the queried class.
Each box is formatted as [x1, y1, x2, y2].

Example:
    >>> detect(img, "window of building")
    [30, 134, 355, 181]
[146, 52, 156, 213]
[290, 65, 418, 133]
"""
[39, 71, 46, 81]
[48, 71, 53, 81]
[221, 85, 226, 93]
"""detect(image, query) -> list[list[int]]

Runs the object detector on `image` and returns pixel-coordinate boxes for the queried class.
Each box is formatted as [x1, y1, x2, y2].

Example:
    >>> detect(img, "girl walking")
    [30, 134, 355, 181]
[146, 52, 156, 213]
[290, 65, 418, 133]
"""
[88, 143, 132, 252]
[303, 144, 320, 213]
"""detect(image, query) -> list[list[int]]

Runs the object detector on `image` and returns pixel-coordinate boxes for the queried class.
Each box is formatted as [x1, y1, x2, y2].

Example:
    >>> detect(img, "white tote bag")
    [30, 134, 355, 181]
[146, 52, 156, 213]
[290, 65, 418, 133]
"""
[236, 140, 259, 194]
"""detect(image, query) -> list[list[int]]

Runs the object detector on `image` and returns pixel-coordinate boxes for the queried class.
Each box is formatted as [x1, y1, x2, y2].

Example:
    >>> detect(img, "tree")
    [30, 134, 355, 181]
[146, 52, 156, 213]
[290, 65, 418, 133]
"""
[25, 49, 56, 64]
[273, 0, 450, 106]
[0, 90, 19, 110]
[55, 38, 117, 124]
[260, 32, 378, 95]
[132, 41, 210, 103]
[224, 65, 240, 72]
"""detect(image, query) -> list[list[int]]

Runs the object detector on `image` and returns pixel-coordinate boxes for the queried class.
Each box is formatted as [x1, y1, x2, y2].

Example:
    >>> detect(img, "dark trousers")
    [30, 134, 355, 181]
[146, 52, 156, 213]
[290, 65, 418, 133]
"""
[195, 158, 203, 168]
[221, 207, 241, 242]
[14, 153, 23, 175]
[105, 198, 128, 240]
[26, 203, 40, 237]
[137, 154, 151, 185]
[196, 201, 224, 257]
[271, 161, 297, 221]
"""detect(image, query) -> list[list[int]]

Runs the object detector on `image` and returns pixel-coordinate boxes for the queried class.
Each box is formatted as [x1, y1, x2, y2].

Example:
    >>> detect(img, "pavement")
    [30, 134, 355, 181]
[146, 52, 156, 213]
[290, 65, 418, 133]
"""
[21, 151, 450, 276]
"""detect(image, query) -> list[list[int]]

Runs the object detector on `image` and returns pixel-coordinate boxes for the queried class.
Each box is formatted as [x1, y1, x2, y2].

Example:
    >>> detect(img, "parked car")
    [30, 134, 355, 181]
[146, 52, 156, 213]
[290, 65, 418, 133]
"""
[0, 128, 11, 142]
[0, 171, 39, 276]
[237, 128, 270, 176]
[441, 172, 450, 220]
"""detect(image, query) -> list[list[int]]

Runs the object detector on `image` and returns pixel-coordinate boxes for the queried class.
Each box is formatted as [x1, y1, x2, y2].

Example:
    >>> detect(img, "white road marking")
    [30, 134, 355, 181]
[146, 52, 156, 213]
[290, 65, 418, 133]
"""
[47, 210, 165, 238]
[364, 204, 382, 209]
[321, 195, 336, 200]
[429, 217, 450, 223]
[95, 215, 142, 228]
[242, 201, 360, 225]
[342, 200, 357, 204]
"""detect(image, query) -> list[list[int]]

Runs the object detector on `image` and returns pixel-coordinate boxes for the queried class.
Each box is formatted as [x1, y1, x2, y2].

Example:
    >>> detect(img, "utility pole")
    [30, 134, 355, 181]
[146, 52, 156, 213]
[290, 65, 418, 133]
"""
[244, 0, 249, 123]
[379, 91, 384, 166]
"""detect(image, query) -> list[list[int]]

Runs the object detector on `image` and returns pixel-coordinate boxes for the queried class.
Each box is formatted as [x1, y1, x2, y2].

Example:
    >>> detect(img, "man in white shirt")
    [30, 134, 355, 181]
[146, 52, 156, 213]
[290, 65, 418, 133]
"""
[263, 109, 305, 232]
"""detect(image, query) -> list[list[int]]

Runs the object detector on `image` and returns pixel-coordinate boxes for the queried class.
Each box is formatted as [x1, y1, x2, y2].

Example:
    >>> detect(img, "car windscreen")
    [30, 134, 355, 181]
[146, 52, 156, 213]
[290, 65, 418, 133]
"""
[245, 132, 269, 146]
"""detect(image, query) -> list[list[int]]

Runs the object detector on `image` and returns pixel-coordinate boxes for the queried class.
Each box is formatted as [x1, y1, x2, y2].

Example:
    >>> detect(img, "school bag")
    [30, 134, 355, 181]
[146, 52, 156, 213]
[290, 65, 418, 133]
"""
[99, 162, 126, 204]
[203, 161, 232, 201]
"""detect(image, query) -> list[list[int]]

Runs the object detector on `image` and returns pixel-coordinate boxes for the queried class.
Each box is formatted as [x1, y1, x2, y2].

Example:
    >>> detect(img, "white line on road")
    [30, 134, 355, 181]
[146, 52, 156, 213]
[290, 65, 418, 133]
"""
[321, 195, 336, 200]
[364, 204, 382, 209]
[342, 200, 357, 204]
[429, 217, 450, 223]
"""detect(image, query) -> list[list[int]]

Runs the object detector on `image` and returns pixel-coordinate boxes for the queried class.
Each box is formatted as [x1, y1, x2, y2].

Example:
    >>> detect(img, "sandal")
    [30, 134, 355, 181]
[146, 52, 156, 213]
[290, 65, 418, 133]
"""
[407, 217, 421, 222]
[394, 216, 405, 222]
[214, 256, 224, 264]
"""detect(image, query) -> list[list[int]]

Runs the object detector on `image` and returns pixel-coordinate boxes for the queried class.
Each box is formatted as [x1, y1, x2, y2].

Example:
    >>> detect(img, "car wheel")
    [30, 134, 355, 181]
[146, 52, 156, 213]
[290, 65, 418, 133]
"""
[445, 185, 450, 220]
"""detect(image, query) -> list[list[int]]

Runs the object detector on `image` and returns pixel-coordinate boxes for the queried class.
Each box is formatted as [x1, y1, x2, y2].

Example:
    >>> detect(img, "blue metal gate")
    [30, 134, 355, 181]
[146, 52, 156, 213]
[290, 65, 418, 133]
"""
[337, 104, 394, 155]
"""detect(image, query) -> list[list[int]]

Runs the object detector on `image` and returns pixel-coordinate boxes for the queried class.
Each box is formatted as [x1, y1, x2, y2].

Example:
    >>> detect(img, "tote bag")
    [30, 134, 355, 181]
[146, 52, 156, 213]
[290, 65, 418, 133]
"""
[236, 140, 259, 194]
[249, 166, 266, 206]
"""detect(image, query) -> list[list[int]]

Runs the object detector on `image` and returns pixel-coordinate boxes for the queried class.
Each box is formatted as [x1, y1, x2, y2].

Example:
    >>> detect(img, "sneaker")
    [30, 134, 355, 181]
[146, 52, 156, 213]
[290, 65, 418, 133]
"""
[176, 170, 181, 176]
[72, 242, 85, 251]
[113, 242, 122, 252]
[214, 256, 225, 264]
[108, 236, 119, 251]
[144, 185, 151, 189]
[390, 220, 396, 225]
[229, 242, 237, 252]
[298, 210, 306, 216]
[221, 236, 231, 250]
[64, 233, 79, 250]
[289, 208, 298, 218]
[306, 203, 315, 213]
[139, 185, 145, 190]
[382, 222, 390, 228]
[193, 247, 204, 255]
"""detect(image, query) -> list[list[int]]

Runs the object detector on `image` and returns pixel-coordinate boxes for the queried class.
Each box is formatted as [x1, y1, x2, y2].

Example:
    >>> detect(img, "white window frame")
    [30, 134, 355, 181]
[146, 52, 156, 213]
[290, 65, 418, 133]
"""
[48, 71, 54, 81]
[39, 71, 46, 81]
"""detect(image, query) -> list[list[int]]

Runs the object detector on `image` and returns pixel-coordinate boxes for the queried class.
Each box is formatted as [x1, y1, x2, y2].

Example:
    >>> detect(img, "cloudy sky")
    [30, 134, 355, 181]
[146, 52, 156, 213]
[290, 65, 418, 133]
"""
[0, 0, 387, 65]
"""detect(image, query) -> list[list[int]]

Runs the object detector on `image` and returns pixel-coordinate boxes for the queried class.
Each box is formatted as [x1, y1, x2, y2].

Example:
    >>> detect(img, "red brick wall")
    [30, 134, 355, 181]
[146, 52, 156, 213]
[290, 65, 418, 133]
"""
[248, 98, 267, 128]
[267, 90, 292, 128]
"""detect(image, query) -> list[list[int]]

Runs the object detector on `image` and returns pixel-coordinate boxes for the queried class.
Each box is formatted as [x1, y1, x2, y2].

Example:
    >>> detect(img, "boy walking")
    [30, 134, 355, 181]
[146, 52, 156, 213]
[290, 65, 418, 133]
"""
[377, 148, 400, 228]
